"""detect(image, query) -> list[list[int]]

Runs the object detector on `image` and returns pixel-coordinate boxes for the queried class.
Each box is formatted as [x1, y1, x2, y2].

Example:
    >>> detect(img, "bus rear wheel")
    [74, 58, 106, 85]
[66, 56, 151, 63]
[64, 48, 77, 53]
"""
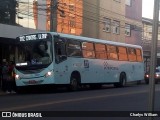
[114, 73, 126, 87]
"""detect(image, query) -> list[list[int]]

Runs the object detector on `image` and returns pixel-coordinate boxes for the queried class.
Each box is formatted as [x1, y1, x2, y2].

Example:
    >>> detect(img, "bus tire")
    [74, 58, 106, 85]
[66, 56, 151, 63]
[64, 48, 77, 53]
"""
[16, 87, 25, 94]
[69, 73, 81, 91]
[137, 80, 141, 85]
[114, 73, 126, 87]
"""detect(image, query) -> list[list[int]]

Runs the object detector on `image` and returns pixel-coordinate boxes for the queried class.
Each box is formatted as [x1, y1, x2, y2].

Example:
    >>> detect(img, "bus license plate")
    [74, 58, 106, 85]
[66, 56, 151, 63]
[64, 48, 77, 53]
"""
[28, 80, 37, 84]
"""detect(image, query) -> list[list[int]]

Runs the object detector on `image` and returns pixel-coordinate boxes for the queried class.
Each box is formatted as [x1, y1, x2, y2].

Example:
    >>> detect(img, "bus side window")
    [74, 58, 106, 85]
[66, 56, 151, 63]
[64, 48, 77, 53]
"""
[67, 39, 82, 57]
[82, 42, 95, 58]
[95, 43, 107, 59]
[128, 48, 137, 62]
[107, 45, 118, 60]
[136, 49, 143, 62]
[117, 46, 128, 61]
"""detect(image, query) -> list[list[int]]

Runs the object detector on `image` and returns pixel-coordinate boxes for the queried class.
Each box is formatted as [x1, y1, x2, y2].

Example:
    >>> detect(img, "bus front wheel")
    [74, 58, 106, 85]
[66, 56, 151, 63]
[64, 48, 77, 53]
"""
[69, 77, 80, 91]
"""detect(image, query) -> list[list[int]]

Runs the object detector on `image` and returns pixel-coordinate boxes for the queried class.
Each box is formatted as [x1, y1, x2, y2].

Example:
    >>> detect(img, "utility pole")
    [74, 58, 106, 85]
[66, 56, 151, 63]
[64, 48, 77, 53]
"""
[148, 0, 159, 120]
[50, 0, 58, 32]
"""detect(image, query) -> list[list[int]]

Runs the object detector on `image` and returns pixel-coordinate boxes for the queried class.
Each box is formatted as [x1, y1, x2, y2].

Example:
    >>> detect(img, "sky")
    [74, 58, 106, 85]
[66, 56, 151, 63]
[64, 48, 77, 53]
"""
[142, 0, 154, 19]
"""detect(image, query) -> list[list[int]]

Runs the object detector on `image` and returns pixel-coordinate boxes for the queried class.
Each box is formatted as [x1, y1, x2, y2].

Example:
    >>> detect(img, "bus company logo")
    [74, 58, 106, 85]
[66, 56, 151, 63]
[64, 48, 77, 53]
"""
[103, 61, 119, 70]
[103, 61, 108, 69]
[2, 112, 11, 117]
[84, 60, 89, 68]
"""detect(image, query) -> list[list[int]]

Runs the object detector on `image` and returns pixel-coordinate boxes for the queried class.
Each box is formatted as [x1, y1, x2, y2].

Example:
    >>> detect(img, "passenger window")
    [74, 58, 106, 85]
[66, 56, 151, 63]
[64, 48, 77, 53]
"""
[136, 49, 143, 62]
[95, 43, 107, 59]
[118, 46, 128, 61]
[128, 48, 136, 62]
[107, 45, 118, 60]
[67, 39, 82, 57]
[82, 42, 95, 58]
[82, 42, 94, 50]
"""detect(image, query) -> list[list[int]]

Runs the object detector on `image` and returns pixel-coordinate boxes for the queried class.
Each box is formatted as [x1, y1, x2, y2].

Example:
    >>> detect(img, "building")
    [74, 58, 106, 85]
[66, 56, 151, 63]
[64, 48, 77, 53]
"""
[125, 0, 142, 45]
[142, 17, 160, 71]
[0, 0, 142, 64]
[83, 0, 142, 45]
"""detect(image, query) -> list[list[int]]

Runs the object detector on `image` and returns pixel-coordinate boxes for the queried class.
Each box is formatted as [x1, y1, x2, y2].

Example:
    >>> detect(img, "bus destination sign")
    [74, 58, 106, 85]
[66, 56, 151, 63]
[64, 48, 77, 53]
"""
[19, 33, 48, 41]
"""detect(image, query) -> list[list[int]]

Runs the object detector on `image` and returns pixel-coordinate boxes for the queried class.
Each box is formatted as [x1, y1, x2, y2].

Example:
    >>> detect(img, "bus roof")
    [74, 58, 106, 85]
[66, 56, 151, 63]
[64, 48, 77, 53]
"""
[18, 32, 142, 49]
[50, 32, 142, 49]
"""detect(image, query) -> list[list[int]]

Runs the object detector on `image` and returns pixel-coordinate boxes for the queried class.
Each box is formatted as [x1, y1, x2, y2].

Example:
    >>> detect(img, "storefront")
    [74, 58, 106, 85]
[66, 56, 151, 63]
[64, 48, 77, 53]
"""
[0, 37, 16, 64]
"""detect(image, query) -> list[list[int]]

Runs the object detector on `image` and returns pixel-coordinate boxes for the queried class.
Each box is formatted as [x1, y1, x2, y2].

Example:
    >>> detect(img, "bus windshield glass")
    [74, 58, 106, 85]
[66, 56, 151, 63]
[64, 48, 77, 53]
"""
[15, 33, 52, 69]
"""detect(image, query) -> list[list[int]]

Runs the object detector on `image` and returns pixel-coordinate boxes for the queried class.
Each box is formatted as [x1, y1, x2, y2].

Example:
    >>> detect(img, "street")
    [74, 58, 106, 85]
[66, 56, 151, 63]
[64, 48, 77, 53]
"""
[0, 83, 160, 120]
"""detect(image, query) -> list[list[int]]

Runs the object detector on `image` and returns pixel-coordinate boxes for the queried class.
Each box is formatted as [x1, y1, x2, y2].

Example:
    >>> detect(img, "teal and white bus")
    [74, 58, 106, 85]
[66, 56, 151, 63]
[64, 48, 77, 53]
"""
[14, 32, 144, 91]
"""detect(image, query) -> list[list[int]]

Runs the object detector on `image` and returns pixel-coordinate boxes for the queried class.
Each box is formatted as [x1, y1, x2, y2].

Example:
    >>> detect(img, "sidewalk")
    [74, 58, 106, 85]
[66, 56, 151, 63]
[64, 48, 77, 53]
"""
[0, 90, 17, 95]
[0, 89, 5, 95]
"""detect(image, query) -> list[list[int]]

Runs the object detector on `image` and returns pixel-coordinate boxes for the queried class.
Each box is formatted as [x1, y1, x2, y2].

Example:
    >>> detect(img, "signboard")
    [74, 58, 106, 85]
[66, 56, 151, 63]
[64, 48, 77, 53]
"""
[19, 33, 48, 42]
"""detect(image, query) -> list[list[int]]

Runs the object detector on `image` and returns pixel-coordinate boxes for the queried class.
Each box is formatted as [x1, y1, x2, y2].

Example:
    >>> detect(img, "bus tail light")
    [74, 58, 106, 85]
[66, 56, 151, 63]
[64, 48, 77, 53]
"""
[156, 74, 160, 78]
[146, 74, 149, 78]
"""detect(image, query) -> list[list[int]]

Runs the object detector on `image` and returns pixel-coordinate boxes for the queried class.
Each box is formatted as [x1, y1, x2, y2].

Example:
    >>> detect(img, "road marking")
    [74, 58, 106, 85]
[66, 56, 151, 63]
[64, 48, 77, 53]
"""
[1, 89, 157, 111]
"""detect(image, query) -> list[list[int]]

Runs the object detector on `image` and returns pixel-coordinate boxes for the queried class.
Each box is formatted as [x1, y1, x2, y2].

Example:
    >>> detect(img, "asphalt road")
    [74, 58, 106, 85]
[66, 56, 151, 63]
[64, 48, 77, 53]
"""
[0, 83, 160, 120]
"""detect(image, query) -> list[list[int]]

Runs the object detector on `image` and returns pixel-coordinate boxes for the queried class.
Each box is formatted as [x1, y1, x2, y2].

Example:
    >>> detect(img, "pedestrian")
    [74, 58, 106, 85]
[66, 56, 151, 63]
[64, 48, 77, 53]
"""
[1, 60, 9, 92]
[0, 63, 2, 90]
[8, 61, 16, 93]
[2, 60, 16, 94]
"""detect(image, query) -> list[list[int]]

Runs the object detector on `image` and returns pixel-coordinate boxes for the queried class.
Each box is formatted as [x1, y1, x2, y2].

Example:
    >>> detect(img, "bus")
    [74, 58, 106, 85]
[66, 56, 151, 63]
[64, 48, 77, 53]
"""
[14, 32, 144, 91]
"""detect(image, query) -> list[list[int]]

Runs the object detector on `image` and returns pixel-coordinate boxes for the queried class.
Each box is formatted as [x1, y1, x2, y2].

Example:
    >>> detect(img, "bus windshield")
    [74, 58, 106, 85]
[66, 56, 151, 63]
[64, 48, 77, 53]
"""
[15, 34, 52, 69]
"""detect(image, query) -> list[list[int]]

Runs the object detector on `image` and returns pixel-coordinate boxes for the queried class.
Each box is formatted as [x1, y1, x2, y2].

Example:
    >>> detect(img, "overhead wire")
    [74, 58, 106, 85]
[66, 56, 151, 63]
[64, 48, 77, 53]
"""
[1, 0, 143, 33]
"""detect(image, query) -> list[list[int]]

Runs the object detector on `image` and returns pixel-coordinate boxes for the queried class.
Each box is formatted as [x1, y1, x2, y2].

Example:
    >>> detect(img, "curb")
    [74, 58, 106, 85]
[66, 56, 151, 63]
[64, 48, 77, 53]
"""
[0, 90, 6, 95]
[0, 90, 17, 95]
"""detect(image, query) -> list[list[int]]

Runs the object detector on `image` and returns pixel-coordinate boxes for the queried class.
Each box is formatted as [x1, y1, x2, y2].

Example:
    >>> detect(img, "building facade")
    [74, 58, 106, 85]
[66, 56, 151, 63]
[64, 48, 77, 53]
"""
[125, 0, 142, 45]
[142, 17, 160, 71]
[83, 0, 142, 45]
[0, 0, 142, 64]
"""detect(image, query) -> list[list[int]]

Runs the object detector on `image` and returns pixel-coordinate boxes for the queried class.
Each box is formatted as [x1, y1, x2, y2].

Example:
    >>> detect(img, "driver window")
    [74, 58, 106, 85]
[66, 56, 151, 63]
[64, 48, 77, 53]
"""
[36, 41, 49, 57]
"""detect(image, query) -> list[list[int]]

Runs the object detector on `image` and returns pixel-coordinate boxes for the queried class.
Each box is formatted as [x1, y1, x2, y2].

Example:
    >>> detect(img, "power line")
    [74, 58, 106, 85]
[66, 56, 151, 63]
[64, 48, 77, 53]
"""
[0, 1, 143, 33]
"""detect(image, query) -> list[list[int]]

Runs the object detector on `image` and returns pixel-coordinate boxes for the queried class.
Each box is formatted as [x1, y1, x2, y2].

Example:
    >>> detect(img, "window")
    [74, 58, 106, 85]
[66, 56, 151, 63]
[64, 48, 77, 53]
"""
[69, 19, 76, 27]
[128, 48, 136, 62]
[125, 0, 131, 6]
[136, 49, 143, 62]
[67, 39, 82, 57]
[69, 17, 76, 34]
[125, 24, 131, 36]
[69, 4, 75, 11]
[69, 4, 75, 18]
[95, 43, 107, 59]
[112, 20, 120, 34]
[103, 18, 111, 32]
[118, 46, 128, 61]
[113, 0, 121, 3]
[107, 45, 118, 60]
[82, 42, 95, 58]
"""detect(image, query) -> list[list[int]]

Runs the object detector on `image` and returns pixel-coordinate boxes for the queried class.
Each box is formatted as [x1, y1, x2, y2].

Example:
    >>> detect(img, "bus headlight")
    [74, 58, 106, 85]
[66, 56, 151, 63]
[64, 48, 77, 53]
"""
[45, 70, 53, 77]
[15, 74, 20, 80]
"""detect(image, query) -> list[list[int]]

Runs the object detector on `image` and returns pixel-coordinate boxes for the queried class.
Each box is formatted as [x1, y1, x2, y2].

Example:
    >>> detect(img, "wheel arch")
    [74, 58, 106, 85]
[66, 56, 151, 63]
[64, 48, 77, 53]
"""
[120, 72, 127, 79]
[70, 70, 81, 83]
